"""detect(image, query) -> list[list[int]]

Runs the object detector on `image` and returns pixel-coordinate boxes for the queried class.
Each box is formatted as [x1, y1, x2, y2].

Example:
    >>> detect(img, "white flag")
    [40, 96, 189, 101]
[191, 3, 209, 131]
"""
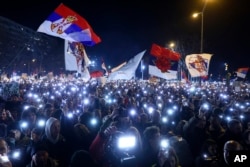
[64, 40, 78, 71]
[107, 50, 146, 81]
[111, 62, 127, 73]
[149, 65, 177, 80]
[81, 66, 91, 82]
[83, 47, 91, 68]
[185, 53, 212, 77]
[64, 40, 91, 73]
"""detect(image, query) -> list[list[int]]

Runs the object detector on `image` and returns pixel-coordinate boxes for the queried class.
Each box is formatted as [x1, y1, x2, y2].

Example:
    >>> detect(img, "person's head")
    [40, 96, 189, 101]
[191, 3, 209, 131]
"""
[0, 109, 7, 121]
[43, 103, 54, 118]
[8, 129, 21, 141]
[143, 126, 161, 152]
[126, 126, 143, 153]
[152, 110, 161, 123]
[31, 128, 43, 142]
[31, 143, 50, 166]
[201, 139, 218, 157]
[78, 112, 92, 127]
[70, 150, 98, 167]
[223, 140, 243, 165]
[174, 120, 187, 136]
[115, 107, 131, 131]
[21, 105, 37, 126]
[167, 147, 180, 167]
[209, 113, 222, 128]
[227, 119, 243, 135]
[158, 147, 180, 167]
[45, 117, 60, 143]
[140, 112, 148, 124]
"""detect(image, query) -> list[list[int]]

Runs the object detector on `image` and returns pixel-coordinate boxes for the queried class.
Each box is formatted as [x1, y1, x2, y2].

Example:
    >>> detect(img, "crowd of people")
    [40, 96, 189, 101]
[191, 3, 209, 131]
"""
[0, 76, 250, 167]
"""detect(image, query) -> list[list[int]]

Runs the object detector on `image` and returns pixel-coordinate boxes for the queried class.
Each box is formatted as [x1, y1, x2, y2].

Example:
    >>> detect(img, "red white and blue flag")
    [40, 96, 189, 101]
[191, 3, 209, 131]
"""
[37, 3, 101, 46]
[236, 67, 249, 78]
[185, 53, 212, 77]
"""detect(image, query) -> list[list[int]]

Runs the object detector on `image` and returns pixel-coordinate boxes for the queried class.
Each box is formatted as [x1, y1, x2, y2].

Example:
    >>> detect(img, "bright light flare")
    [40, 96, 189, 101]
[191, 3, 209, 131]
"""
[118, 136, 136, 149]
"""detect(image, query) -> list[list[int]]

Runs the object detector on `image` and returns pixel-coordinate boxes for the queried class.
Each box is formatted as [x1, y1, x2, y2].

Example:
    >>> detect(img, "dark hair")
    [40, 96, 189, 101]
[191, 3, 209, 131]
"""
[212, 108, 223, 116]
[44, 103, 53, 110]
[227, 119, 242, 129]
[31, 142, 49, 157]
[21, 105, 37, 120]
[70, 150, 98, 167]
[200, 139, 217, 153]
[143, 125, 160, 146]
[79, 112, 92, 125]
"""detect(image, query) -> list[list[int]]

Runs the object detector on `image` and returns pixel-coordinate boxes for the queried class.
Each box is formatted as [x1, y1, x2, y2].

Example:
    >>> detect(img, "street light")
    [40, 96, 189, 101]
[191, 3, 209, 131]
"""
[192, 0, 208, 53]
[168, 42, 179, 80]
[169, 42, 175, 49]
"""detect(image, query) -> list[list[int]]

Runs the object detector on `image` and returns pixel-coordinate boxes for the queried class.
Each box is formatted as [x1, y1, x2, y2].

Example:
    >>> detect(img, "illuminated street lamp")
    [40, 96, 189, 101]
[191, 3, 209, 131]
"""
[169, 42, 175, 50]
[192, 0, 208, 53]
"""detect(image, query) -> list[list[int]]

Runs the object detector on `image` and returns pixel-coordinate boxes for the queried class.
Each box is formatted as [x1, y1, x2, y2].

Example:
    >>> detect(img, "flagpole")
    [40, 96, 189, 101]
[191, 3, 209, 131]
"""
[141, 60, 144, 80]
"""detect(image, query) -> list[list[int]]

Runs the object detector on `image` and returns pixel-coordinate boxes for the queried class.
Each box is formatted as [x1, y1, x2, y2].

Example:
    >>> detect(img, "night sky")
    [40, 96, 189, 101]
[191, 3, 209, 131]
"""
[0, 0, 249, 77]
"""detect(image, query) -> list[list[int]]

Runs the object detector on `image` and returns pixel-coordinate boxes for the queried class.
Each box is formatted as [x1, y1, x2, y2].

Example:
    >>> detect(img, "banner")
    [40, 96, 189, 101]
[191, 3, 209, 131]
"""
[185, 53, 212, 77]
[149, 65, 177, 80]
[38, 3, 101, 46]
[107, 50, 146, 81]
[81, 66, 91, 82]
[64, 40, 82, 72]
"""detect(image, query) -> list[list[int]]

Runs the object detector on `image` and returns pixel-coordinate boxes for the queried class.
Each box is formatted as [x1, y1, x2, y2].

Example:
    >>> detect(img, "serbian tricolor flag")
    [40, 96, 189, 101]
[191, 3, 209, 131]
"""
[150, 43, 180, 72]
[37, 3, 101, 46]
[236, 67, 249, 78]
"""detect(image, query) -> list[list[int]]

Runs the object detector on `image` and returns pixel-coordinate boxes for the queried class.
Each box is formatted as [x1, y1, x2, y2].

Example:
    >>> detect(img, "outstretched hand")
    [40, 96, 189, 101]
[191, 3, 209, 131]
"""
[103, 125, 117, 138]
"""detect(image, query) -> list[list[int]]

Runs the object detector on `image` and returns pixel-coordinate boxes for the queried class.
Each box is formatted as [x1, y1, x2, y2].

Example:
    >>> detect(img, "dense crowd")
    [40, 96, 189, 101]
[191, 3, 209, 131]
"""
[0, 76, 250, 167]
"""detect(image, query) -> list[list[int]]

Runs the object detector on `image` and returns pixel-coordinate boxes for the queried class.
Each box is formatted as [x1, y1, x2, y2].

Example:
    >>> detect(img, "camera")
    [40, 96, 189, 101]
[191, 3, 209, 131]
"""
[105, 131, 137, 167]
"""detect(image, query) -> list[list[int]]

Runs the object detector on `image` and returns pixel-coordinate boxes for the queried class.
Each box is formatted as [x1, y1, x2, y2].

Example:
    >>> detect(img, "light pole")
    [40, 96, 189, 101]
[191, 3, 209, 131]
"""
[192, 0, 208, 53]
[168, 42, 180, 81]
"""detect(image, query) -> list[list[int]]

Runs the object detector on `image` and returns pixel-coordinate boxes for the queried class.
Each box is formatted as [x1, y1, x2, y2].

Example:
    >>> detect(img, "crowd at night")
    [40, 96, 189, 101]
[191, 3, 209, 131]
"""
[0, 76, 250, 167]
[1, 1, 250, 167]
